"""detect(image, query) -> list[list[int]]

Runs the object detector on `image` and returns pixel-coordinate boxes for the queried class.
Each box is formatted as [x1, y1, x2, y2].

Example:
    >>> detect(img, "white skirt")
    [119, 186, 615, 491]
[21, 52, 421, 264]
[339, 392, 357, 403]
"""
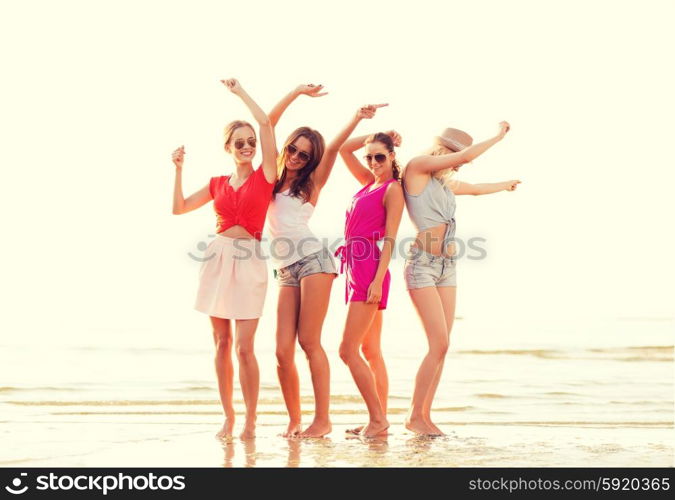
[194, 235, 268, 319]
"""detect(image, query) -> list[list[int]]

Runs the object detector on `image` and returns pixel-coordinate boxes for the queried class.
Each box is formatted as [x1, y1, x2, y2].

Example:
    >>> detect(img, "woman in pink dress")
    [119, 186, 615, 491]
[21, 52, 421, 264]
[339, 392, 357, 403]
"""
[337, 125, 405, 437]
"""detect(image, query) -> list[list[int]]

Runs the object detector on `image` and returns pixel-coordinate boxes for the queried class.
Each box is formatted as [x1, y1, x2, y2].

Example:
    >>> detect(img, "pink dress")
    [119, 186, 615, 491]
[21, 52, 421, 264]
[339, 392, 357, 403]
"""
[335, 179, 397, 310]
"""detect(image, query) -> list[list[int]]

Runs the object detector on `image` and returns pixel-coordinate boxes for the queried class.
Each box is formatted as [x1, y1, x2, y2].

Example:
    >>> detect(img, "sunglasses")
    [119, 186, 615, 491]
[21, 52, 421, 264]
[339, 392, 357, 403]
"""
[364, 153, 388, 164]
[233, 137, 257, 150]
[286, 144, 311, 163]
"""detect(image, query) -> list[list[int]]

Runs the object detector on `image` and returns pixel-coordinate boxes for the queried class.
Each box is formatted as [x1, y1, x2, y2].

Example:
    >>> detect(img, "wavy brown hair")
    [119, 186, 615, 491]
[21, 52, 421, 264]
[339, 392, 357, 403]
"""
[365, 132, 401, 181]
[274, 126, 325, 203]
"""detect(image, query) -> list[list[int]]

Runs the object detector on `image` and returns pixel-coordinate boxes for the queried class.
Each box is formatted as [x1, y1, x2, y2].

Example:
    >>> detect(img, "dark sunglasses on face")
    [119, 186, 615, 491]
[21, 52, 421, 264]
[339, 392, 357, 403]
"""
[233, 137, 257, 149]
[286, 144, 311, 163]
[364, 153, 388, 164]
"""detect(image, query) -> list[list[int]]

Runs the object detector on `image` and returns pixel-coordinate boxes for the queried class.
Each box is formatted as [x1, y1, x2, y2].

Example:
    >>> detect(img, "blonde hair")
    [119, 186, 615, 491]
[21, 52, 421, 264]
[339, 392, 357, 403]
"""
[423, 144, 463, 190]
[223, 120, 255, 148]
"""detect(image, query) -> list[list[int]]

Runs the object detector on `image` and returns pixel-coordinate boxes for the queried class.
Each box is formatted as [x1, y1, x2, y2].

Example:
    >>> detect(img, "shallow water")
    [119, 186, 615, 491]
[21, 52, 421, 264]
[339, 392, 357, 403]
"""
[1, 317, 672, 467]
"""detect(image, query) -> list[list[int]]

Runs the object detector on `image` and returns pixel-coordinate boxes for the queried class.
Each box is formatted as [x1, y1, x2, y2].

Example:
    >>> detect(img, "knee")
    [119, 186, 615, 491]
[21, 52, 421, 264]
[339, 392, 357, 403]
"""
[214, 332, 232, 354]
[339, 343, 358, 364]
[360, 343, 381, 363]
[275, 347, 294, 369]
[430, 339, 449, 360]
[298, 334, 321, 357]
[236, 342, 255, 362]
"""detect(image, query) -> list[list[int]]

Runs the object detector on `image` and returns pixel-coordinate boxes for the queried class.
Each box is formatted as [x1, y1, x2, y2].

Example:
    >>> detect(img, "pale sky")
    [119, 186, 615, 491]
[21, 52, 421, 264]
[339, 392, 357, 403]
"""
[1, 0, 673, 347]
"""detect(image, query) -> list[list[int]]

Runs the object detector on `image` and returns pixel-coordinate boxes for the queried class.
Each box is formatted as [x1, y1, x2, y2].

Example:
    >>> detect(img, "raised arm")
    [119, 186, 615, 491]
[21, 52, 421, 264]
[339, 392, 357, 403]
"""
[171, 145, 213, 215]
[268, 83, 327, 128]
[314, 105, 388, 189]
[338, 104, 388, 186]
[407, 121, 511, 174]
[222, 78, 277, 183]
[366, 182, 405, 304]
[452, 179, 521, 196]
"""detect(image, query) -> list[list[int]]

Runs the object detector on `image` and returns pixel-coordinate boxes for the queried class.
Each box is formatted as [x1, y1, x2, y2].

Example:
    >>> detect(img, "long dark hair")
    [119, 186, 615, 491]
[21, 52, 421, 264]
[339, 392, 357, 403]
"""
[365, 132, 401, 181]
[274, 126, 326, 203]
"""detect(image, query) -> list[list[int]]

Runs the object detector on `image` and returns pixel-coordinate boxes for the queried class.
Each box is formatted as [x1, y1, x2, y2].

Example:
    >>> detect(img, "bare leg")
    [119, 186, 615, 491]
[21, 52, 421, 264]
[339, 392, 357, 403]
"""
[420, 286, 456, 435]
[235, 318, 260, 440]
[362, 311, 388, 414]
[275, 286, 302, 437]
[406, 287, 449, 435]
[297, 273, 334, 438]
[348, 311, 388, 435]
[339, 302, 389, 437]
[422, 363, 446, 435]
[210, 317, 235, 439]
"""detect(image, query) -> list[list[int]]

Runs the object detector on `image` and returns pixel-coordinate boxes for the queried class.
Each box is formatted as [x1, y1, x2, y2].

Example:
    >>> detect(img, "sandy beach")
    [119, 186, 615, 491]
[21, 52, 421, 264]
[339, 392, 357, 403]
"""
[2, 411, 672, 468]
[2, 318, 672, 468]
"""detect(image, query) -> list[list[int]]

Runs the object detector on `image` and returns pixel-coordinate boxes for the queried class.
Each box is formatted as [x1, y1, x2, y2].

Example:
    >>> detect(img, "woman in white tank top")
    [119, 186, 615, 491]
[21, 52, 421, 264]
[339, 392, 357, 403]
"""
[267, 83, 383, 438]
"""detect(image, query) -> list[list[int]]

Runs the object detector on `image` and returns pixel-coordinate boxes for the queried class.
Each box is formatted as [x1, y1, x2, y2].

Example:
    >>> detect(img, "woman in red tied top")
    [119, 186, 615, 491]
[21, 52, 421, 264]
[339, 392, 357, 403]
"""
[171, 78, 277, 440]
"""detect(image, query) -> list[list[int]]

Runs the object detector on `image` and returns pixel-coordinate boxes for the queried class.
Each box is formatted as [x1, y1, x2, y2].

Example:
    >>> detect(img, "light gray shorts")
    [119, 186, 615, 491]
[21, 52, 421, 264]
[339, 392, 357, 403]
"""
[404, 247, 457, 289]
[275, 248, 338, 287]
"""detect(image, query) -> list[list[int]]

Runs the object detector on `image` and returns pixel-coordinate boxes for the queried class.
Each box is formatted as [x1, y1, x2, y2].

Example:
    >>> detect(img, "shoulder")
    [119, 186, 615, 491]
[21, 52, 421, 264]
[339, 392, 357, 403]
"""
[406, 154, 432, 172]
[209, 175, 229, 192]
[384, 180, 404, 200]
[255, 164, 275, 186]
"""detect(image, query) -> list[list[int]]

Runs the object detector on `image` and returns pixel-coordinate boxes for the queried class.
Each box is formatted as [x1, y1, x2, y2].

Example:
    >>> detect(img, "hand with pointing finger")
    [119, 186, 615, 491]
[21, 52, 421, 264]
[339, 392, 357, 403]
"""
[356, 103, 388, 120]
[221, 78, 243, 96]
[505, 180, 521, 191]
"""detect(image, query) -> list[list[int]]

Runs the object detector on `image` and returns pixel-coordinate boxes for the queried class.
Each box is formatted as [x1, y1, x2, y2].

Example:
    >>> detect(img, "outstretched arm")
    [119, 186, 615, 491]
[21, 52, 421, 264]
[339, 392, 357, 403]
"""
[407, 121, 511, 174]
[366, 182, 405, 304]
[222, 78, 277, 183]
[171, 146, 212, 215]
[452, 179, 521, 195]
[338, 104, 389, 186]
[314, 105, 392, 189]
[268, 83, 327, 128]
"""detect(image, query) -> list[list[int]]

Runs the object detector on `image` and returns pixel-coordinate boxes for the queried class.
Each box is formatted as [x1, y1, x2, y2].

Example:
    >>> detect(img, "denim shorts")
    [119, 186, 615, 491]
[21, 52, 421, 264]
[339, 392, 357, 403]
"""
[404, 247, 457, 289]
[275, 248, 338, 287]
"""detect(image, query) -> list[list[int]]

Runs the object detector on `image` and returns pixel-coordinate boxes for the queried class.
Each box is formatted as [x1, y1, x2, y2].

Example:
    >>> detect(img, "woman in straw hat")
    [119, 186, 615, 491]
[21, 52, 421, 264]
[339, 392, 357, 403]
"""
[402, 122, 520, 435]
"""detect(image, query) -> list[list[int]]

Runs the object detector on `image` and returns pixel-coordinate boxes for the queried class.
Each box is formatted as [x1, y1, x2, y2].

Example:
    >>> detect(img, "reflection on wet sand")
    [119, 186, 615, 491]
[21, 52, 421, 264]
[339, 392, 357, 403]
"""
[219, 437, 257, 467]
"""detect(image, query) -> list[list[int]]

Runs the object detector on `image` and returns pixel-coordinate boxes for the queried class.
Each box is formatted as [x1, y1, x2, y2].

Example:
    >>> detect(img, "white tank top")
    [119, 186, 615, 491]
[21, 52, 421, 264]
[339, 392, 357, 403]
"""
[267, 189, 324, 269]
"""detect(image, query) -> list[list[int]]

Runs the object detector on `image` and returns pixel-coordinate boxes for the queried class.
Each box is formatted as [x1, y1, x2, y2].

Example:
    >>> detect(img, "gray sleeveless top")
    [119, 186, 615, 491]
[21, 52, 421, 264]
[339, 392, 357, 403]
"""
[403, 176, 456, 251]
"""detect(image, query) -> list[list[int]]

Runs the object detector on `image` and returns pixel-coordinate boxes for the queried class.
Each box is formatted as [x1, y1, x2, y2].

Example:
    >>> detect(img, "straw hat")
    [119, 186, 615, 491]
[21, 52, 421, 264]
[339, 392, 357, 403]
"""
[433, 128, 473, 152]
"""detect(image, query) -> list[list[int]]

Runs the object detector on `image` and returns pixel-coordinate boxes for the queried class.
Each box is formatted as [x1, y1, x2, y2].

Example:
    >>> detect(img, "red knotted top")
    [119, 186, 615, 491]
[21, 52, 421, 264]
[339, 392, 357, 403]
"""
[209, 166, 274, 240]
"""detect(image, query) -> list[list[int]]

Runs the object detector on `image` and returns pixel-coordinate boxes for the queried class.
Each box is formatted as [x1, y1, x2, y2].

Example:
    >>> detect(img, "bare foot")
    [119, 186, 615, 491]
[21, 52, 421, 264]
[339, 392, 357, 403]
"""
[280, 421, 302, 438]
[405, 416, 436, 436]
[215, 418, 234, 439]
[299, 419, 332, 438]
[239, 422, 256, 440]
[361, 419, 389, 438]
[345, 425, 364, 435]
[424, 418, 445, 436]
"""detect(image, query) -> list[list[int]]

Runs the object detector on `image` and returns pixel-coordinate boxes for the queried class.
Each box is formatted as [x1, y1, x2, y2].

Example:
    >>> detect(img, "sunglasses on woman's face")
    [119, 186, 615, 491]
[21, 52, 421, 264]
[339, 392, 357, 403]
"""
[364, 153, 388, 164]
[286, 144, 311, 163]
[233, 137, 257, 149]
